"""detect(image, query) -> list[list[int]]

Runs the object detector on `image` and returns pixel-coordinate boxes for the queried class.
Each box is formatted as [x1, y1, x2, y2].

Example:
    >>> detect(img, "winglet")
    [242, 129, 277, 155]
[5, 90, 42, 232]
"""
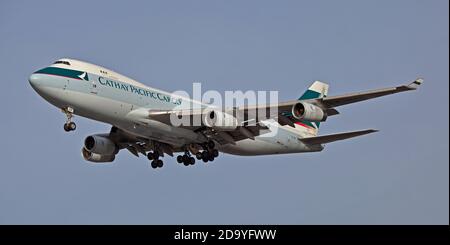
[406, 78, 424, 90]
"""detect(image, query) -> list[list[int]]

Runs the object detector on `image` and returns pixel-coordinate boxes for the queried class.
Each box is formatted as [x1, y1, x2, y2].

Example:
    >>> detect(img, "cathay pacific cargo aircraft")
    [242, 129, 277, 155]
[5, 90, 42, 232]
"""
[29, 58, 422, 169]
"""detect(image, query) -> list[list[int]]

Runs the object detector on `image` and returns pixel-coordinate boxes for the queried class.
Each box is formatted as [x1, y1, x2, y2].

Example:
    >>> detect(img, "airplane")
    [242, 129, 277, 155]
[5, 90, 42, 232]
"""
[28, 58, 423, 169]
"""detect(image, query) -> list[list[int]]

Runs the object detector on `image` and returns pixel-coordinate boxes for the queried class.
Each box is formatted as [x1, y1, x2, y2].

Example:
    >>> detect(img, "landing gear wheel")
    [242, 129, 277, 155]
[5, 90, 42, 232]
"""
[177, 155, 183, 163]
[212, 149, 219, 157]
[182, 154, 190, 166]
[196, 153, 202, 160]
[201, 151, 210, 163]
[153, 151, 160, 159]
[62, 107, 76, 132]
[157, 160, 163, 168]
[68, 122, 76, 131]
[182, 155, 189, 163]
[208, 155, 214, 162]
[189, 157, 195, 165]
[63, 122, 76, 132]
[147, 152, 154, 160]
[151, 161, 158, 169]
[201, 151, 209, 160]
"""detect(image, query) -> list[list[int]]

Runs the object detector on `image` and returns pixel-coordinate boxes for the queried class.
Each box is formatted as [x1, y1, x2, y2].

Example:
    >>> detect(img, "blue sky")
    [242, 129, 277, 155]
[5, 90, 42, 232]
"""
[0, 0, 448, 224]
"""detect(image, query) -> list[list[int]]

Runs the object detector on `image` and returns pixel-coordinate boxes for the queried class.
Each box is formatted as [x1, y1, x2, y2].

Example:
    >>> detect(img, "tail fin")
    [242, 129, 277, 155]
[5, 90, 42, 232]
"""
[293, 81, 329, 134]
[299, 81, 329, 100]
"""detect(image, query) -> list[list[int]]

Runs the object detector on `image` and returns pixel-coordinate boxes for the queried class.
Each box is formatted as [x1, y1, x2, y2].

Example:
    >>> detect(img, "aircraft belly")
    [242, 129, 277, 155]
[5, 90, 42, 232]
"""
[219, 137, 307, 156]
[117, 123, 193, 147]
[219, 123, 325, 156]
[63, 89, 131, 124]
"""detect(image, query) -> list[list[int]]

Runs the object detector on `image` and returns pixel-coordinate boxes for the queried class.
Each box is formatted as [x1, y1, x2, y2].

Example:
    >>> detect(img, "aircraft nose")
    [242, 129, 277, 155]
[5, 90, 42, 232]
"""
[28, 73, 42, 88]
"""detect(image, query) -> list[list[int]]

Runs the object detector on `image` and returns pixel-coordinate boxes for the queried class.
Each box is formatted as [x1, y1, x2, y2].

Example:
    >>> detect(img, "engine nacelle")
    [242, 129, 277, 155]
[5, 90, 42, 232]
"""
[84, 135, 118, 155]
[203, 110, 238, 131]
[291, 102, 327, 122]
[82, 148, 115, 163]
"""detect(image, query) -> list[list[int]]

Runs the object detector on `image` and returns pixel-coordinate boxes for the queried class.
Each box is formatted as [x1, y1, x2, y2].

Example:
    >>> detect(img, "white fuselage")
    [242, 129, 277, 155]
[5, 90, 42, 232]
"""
[28, 58, 322, 156]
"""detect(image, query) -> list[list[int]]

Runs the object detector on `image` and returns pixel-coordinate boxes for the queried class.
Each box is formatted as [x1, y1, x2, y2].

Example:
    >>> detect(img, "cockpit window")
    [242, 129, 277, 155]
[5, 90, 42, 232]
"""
[53, 61, 71, 65]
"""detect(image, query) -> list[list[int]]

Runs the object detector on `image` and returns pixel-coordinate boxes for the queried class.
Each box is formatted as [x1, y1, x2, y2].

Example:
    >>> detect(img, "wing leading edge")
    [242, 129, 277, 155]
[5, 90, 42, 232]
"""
[315, 78, 424, 108]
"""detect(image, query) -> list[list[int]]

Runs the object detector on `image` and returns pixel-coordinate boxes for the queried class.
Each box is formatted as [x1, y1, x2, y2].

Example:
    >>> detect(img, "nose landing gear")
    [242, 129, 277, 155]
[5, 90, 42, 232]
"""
[62, 107, 76, 132]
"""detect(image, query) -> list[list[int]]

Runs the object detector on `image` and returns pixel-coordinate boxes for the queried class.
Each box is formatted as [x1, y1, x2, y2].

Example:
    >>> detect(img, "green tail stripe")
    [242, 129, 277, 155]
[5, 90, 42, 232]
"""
[299, 89, 321, 100]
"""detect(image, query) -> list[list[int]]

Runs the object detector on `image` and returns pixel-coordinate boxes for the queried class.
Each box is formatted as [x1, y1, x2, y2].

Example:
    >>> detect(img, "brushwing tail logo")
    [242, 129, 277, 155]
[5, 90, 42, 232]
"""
[78, 72, 89, 81]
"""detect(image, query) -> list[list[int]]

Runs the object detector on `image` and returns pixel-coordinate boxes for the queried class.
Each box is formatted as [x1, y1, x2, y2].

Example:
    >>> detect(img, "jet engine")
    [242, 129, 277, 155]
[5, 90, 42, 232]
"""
[84, 135, 118, 155]
[291, 102, 327, 122]
[203, 110, 238, 131]
[82, 135, 118, 163]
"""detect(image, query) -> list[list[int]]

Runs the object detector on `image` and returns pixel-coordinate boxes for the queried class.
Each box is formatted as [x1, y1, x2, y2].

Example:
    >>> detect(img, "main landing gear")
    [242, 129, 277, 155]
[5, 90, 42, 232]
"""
[197, 147, 219, 163]
[176, 140, 219, 167]
[177, 151, 196, 166]
[189, 140, 219, 165]
[62, 107, 76, 132]
[147, 140, 219, 170]
[147, 151, 163, 169]
[200, 140, 219, 163]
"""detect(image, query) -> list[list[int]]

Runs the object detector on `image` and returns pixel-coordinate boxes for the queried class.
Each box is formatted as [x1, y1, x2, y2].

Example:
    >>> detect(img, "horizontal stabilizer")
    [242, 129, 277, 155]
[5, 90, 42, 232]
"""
[300, 129, 378, 145]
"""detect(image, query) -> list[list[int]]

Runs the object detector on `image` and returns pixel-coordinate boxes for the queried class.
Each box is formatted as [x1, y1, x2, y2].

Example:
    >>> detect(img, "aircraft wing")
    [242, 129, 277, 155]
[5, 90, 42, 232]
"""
[310, 78, 423, 108]
[227, 78, 423, 124]
[127, 78, 422, 145]
[300, 129, 378, 145]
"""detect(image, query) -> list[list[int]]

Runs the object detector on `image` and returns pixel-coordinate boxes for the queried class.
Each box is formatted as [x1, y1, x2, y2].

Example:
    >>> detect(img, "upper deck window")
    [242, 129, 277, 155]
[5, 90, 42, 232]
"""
[53, 61, 71, 65]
